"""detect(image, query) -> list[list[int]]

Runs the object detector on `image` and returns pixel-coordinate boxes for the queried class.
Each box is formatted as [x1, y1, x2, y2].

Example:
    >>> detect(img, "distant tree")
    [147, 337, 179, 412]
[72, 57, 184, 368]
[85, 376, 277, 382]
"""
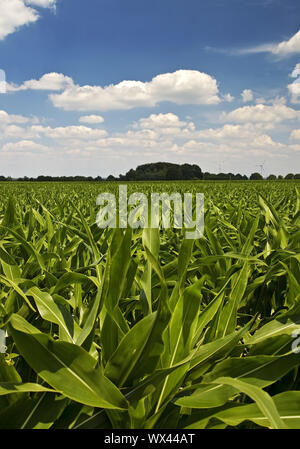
[125, 169, 138, 181]
[267, 174, 277, 180]
[250, 172, 263, 180]
[278, 175, 283, 180]
[216, 173, 228, 180]
[191, 164, 203, 180]
[106, 175, 116, 181]
[121, 162, 203, 181]
[181, 164, 195, 180]
[235, 173, 243, 180]
[166, 165, 182, 180]
[37, 176, 51, 181]
[285, 173, 294, 179]
[295, 174, 300, 179]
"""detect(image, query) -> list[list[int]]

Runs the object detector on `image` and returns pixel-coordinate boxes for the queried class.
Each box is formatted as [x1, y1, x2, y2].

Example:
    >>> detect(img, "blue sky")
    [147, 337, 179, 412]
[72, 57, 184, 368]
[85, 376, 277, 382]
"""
[0, 0, 300, 177]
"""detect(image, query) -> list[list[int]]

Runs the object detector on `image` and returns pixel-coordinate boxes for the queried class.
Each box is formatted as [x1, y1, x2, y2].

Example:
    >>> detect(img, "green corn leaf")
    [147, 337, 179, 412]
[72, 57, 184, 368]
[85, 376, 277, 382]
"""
[8, 314, 128, 410]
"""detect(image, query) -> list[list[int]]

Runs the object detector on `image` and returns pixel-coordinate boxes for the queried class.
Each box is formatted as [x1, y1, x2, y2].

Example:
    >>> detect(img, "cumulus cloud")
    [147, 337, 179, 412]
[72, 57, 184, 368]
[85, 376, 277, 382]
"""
[25, 0, 56, 8]
[0, 124, 40, 140]
[273, 30, 300, 57]
[241, 89, 254, 103]
[221, 103, 300, 124]
[79, 115, 104, 124]
[232, 30, 300, 58]
[131, 113, 195, 138]
[7, 73, 74, 92]
[0, 0, 56, 40]
[0, 110, 31, 124]
[173, 137, 286, 159]
[1, 140, 49, 153]
[0, 0, 38, 40]
[223, 93, 235, 103]
[290, 63, 300, 79]
[53, 111, 289, 161]
[195, 123, 272, 141]
[127, 113, 195, 139]
[49, 70, 222, 111]
[0, 107, 294, 167]
[288, 63, 300, 104]
[135, 113, 193, 129]
[290, 129, 300, 140]
[31, 125, 107, 140]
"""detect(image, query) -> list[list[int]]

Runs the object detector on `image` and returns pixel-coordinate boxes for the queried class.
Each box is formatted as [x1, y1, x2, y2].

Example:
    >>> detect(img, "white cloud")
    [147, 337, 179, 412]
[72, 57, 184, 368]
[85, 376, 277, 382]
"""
[131, 113, 195, 138]
[176, 133, 286, 160]
[233, 30, 300, 58]
[135, 113, 191, 129]
[223, 93, 235, 103]
[0, 108, 295, 169]
[0, 110, 31, 124]
[288, 63, 300, 104]
[272, 30, 300, 57]
[0, 124, 40, 140]
[290, 63, 300, 79]
[7, 73, 74, 92]
[195, 123, 271, 141]
[79, 115, 104, 124]
[1, 140, 49, 153]
[288, 82, 300, 104]
[221, 103, 300, 124]
[25, 0, 56, 8]
[0, 0, 38, 40]
[49, 70, 221, 111]
[290, 129, 300, 140]
[241, 89, 254, 103]
[255, 97, 267, 105]
[173, 138, 285, 159]
[52, 111, 289, 161]
[31, 125, 107, 140]
[0, 0, 56, 40]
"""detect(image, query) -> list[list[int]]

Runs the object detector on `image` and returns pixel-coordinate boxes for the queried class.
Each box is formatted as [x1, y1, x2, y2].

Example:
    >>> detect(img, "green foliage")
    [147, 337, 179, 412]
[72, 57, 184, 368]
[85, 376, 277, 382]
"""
[0, 179, 299, 429]
[119, 162, 203, 181]
[250, 172, 263, 180]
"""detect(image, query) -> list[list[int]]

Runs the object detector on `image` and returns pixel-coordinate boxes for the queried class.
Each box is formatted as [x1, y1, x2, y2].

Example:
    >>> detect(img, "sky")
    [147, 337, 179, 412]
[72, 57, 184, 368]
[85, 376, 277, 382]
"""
[0, 0, 300, 178]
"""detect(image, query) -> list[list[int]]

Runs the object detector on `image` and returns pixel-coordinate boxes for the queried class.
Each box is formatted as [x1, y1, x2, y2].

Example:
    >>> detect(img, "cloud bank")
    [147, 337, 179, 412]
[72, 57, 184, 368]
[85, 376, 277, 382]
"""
[49, 70, 221, 111]
[0, 0, 56, 40]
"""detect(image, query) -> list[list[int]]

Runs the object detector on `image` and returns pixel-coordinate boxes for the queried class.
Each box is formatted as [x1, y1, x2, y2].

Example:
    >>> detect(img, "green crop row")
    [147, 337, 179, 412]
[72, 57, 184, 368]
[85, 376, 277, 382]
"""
[0, 180, 299, 429]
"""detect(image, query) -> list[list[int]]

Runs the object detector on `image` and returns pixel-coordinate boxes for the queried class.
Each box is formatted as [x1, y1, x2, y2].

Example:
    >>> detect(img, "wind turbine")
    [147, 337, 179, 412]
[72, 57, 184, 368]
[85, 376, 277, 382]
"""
[256, 161, 266, 178]
[218, 160, 226, 173]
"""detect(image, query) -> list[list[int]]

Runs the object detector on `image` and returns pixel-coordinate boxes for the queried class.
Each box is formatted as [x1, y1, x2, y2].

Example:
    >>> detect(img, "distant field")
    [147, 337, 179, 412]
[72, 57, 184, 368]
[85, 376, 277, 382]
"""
[0, 180, 299, 429]
[0, 179, 299, 209]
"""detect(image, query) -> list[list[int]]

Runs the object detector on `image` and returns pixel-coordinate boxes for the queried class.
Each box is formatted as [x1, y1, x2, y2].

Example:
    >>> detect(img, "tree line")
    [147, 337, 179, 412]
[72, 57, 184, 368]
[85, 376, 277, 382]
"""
[0, 162, 299, 182]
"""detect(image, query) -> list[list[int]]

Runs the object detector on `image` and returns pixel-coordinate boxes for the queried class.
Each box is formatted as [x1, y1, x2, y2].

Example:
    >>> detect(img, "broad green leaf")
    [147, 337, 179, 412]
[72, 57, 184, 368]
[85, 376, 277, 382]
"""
[212, 377, 286, 429]
[104, 312, 157, 386]
[27, 286, 80, 343]
[214, 391, 300, 429]
[9, 314, 128, 410]
[0, 383, 54, 396]
[217, 262, 249, 337]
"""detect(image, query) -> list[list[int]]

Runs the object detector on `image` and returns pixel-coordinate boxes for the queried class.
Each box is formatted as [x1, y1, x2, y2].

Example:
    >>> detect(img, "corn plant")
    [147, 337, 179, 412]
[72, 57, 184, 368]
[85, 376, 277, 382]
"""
[0, 180, 299, 429]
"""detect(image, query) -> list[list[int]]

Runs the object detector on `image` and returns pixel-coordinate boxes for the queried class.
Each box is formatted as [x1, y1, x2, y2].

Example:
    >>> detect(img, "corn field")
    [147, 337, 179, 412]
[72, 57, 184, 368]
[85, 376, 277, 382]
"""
[0, 180, 300, 429]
